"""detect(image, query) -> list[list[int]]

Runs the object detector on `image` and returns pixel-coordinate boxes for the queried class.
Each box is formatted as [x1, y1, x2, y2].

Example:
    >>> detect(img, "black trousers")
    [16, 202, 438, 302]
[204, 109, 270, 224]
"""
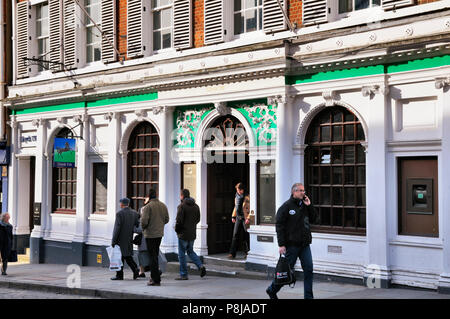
[116, 255, 138, 279]
[229, 217, 249, 257]
[146, 237, 162, 283]
[1, 260, 7, 274]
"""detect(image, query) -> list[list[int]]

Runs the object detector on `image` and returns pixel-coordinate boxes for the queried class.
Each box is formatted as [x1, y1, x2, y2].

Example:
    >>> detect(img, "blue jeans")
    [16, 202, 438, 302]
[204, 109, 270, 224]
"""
[178, 239, 203, 277]
[267, 245, 314, 299]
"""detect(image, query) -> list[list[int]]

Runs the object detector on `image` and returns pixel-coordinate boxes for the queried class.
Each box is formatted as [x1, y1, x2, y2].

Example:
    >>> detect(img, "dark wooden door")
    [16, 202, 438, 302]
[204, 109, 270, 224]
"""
[398, 157, 438, 237]
[207, 154, 249, 254]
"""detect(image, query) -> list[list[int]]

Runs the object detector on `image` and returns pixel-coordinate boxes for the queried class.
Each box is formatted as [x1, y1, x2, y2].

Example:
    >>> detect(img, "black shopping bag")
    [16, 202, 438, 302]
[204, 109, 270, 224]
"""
[274, 254, 296, 288]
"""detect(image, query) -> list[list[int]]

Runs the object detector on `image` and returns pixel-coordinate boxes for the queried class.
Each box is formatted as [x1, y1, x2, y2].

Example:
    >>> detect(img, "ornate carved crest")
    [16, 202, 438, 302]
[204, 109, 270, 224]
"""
[204, 116, 248, 148]
[240, 103, 277, 143]
[175, 108, 211, 146]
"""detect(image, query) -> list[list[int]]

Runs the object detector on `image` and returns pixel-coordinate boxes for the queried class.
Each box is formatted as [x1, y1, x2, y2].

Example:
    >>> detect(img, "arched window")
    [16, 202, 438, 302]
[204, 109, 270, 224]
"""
[127, 121, 159, 211]
[52, 127, 77, 214]
[305, 106, 366, 235]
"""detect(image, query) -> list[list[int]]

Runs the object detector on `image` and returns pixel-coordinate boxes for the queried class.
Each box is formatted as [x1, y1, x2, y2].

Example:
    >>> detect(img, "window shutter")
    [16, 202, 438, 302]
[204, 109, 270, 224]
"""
[49, 0, 63, 72]
[204, 0, 224, 45]
[381, 0, 414, 10]
[173, 0, 192, 49]
[127, 0, 144, 57]
[102, 0, 116, 63]
[16, 1, 30, 78]
[263, 0, 286, 33]
[302, 0, 329, 26]
[63, 0, 77, 69]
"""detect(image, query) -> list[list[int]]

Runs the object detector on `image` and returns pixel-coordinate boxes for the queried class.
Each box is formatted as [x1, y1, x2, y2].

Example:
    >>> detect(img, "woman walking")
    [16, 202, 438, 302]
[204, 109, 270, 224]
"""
[0, 213, 13, 275]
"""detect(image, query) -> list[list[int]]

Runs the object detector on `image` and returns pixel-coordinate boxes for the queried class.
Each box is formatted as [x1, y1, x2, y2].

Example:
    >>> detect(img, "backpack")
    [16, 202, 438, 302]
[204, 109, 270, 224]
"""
[274, 254, 296, 288]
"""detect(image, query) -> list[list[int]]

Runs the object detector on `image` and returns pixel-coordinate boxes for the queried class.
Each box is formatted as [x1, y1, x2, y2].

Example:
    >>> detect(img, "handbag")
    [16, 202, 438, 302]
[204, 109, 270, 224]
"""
[133, 233, 143, 245]
[274, 254, 296, 288]
[9, 250, 18, 263]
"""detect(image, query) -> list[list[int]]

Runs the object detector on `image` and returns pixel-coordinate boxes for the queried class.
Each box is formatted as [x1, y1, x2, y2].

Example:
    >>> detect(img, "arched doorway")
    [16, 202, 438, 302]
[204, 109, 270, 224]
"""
[304, 106, 366, 235]
[205, 115, 249, 254]
[127, 121, 160, 211]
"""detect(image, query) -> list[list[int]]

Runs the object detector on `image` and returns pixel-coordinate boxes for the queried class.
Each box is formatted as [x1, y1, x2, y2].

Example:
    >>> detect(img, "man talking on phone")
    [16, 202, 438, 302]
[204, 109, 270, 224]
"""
[266, 183, 318, 299]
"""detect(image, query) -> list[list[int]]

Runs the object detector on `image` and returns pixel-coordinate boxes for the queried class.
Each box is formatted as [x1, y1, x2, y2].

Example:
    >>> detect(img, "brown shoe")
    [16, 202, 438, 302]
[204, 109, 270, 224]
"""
[147, 280, 161, 286]
[227, 254, 235, 259]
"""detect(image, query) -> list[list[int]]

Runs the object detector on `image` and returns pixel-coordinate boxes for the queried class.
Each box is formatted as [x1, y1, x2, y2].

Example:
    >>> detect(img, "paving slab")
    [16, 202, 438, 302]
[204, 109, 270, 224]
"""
[0, 263, 449, 299]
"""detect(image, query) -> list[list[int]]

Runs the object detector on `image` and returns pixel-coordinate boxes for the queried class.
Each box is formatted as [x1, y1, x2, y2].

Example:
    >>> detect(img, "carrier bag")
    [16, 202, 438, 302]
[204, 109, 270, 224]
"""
[274, 254, 296, 288]
[106, 245, 123, 271]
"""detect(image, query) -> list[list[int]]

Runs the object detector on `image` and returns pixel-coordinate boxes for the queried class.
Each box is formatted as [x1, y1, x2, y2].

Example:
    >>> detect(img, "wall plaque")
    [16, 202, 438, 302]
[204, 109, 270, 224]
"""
[257, 235, 274, 243]
[33, 203, 41, 226]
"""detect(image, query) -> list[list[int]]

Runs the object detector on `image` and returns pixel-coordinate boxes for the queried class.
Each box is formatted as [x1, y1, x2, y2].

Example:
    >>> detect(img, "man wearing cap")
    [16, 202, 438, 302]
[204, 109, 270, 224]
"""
[111, 198, 140, 280]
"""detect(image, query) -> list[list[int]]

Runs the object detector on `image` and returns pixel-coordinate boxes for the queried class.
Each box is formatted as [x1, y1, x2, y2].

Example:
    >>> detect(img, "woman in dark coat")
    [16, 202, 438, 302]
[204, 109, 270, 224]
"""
[0, 213, 13, 275]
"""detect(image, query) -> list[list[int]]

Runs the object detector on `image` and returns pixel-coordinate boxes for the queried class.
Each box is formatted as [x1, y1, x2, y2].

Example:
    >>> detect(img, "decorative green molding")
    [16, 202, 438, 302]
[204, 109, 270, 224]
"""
[12, 92, 158, 115]
[286, 54, 450, 85]
[173, 104, 214, 148]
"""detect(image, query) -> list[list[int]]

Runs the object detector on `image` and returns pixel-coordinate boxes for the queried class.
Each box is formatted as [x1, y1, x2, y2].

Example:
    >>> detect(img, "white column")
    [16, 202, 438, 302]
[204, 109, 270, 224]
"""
[195, 156, 208, 255]
[105, 112, 121, 243]
[7, 117, 19, 232]
[31, 119, 47, 238]
[363, 84, 391, 287]
[73, 114, 89, 243]
[158, 106, 177, 251]
[273, 95, 293, 209]
[15, 158, 30, 236]
[437, 78, 450, 292]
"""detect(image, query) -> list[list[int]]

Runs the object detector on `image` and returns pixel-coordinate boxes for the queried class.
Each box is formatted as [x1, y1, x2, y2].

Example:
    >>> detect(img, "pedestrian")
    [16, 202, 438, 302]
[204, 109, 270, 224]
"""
[174, 189, 206, 280]
[141, 188, 169, 286]
[266, 183, 318, 299]
[232, 194, 251, 255]
[0, 213, 13, 276]
[111, 198, 140, 281]
[228, 182, 250, 259]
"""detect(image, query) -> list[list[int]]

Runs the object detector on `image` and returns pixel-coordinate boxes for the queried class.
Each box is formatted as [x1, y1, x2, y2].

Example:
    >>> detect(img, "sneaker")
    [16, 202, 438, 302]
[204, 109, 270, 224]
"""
[266, 287, 278, 300]
[1, 272, 7, 276]
[111, 276, 123, 281]
[147, 280, 161, 286]
[200, 266, 206, 278]
[175, 276, 189, 281]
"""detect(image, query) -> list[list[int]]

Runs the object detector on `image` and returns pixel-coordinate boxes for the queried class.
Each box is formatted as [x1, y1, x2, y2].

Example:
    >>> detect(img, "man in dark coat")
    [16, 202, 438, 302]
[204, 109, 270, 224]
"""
[174, 189, 206, 280]
[111, 198, 140, 280]
[266, 183, 318, 299]
[0, 213, 13, 276]
[228, 182, 249, 259]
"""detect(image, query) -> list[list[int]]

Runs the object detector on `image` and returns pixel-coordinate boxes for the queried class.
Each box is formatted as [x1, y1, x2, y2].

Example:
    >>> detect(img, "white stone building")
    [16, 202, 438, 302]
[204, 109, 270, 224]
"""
[4, 0, 450, 292]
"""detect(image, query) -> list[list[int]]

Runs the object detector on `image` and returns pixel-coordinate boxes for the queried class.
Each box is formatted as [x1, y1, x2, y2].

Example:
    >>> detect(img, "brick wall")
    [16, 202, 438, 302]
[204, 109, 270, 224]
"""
[289, 0, 303, 28]
[193, 0, 204, 48]
[118, 0, 127, 60]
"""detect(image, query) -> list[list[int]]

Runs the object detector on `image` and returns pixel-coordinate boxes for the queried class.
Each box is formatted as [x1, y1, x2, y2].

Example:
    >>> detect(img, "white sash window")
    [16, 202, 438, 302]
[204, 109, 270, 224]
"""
[338, 0, 380, 14]
[233, 0, 263, 35]
[36, 2, 49, 72]
[152, 0, 173, 51]
[85, 0, 102, 63]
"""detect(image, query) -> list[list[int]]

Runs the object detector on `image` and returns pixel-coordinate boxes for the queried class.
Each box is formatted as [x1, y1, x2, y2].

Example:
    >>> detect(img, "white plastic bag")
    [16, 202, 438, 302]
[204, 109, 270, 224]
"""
[106, 245, 123, 271]
[158, 250, 167, 273]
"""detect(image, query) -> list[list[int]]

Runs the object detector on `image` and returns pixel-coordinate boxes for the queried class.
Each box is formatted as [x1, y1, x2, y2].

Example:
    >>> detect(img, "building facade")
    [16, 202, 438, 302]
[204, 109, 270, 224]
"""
[4, 0, 450, 291]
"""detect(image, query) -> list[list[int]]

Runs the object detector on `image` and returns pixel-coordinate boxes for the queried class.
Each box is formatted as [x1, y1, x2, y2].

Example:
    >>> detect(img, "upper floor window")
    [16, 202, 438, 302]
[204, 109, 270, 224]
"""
[234, 0, 263, 35]
[339, 0, 381, 14]
[153, 0, 173, 51]
[85, 0, 102, 63]
[36, 2, 49, 72]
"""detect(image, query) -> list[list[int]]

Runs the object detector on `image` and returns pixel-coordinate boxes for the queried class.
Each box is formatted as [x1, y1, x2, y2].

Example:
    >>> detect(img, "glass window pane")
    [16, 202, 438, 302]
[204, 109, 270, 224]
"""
[333, 208, 343, 226]
[345, 208, 355, 227]
[321, 207, 331, 226]
[357, 166, 365, 185]
[245, 9, 257, 32]
[357, 144, 366, 164]
[234, 0, 242, 11]
[161, 8, 172, 28]
[344, 125, 354, 141]
[321, 126, 331, 142]
[344, 145, 355, 164]
[151, 136, 159, 148]
[355, 0, 370, 10]
[344, 112, 354, 122]
[311, 187, 319, 205]
[320, 112, 330, 124]
[332, 125, 343, 141]
[331, 146, 342, 164]
[344, 166, 354, 184]
[344, 187, 355, 206]
[311, 148, 320, 164]
[94, 45, 101, 61]
[320, 167, 330, 184]
[73, 182, 77, 195]
[332, 167, 342, 184]
[258, 160, 276, 224]
[357, 187, 366, 206]
[152, 168, 159, 181]
[333, 112, 343, 123]
[332, 187, 342, 205]
[162, 30, 171, 48]
[94, 163, 108, 213]
[320, 187, 330, 205]
[234, 13, 243, 35]
[339, 0, 352, 13]
[153, 31, 161, 50]
[62, 196, 66, 209]
[62, 182, 66, 194]
[152, 152, 158, 165]
[357, 123, 365, 140]
[312, 167, 319, 184]
[358, 208, 366, 227]
[153, 10, 161, 29]
[73, 196, 76, 208]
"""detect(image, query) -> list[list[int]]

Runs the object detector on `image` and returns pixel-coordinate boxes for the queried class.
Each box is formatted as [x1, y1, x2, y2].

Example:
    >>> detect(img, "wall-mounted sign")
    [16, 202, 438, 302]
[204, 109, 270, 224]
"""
[33, 203, 41, 226]
[20, 133, 37, 148]
[53, 138, 76, 168]
[257, 236, 274, 243]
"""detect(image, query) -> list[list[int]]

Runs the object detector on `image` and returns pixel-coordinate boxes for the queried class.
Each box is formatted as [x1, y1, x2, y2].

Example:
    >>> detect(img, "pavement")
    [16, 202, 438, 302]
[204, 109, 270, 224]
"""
[1, 261, 450, 299]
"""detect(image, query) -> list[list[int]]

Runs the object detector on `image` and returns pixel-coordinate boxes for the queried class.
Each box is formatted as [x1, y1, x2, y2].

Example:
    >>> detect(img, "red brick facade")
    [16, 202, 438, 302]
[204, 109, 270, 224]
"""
[193, 0, 204, 48]
[118, 0, 127, 60]
[289, 0, 303, 28]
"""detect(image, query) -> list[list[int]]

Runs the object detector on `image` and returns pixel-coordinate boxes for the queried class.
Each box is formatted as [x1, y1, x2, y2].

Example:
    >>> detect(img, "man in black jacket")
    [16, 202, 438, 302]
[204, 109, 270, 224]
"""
[0, 213, 13, 276]
[175, 189, 206, 280]
[266, 183, 317, 299]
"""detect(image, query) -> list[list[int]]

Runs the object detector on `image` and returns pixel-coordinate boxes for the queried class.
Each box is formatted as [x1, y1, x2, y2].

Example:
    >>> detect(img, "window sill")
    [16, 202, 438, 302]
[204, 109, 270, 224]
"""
[51, 211, 76, 218]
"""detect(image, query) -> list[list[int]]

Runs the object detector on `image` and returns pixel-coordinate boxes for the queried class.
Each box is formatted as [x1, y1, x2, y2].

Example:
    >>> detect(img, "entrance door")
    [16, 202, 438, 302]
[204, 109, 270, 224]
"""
[398, 157, 438, 237]
[207, 154, 249, 254]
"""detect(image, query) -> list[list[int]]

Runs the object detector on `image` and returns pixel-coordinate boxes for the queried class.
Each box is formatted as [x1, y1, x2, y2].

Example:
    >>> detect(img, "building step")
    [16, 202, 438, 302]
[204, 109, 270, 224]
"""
[202, 253, 248, 270]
